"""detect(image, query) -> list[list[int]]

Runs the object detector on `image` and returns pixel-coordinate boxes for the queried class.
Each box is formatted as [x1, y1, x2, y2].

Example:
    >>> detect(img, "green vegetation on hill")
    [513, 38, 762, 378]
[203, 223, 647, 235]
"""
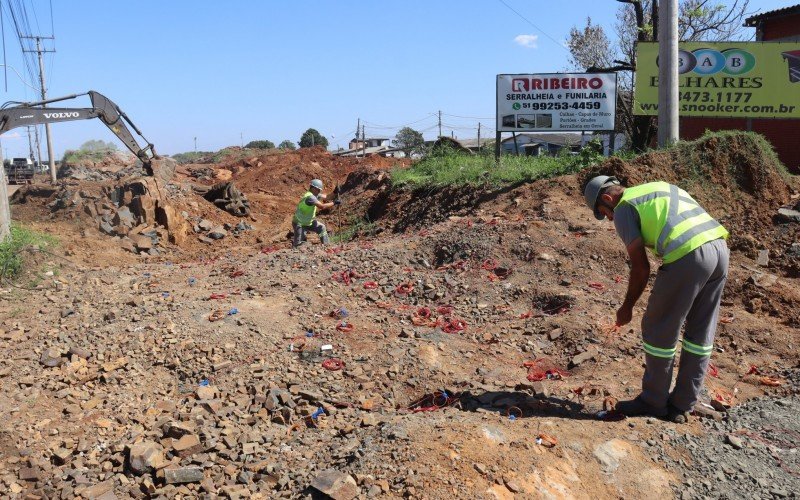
[61, 140, 118, 164]
[0, 224, 58, 282]
[391, 141, 607, 189]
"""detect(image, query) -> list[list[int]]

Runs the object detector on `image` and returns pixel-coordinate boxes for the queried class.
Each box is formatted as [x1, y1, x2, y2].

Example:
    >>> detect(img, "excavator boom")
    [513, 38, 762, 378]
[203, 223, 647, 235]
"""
[0, 90, 158, 174]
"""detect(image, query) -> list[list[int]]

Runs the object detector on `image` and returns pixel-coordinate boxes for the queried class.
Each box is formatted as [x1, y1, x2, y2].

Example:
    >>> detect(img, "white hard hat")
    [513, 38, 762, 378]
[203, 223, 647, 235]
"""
[310, 179, 324, 190]
[584, 175, 620, 220]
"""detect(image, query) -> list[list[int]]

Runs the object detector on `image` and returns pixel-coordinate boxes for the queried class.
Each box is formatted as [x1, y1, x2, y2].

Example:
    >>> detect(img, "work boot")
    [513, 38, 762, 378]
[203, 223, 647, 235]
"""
[614, 396, 667, 418]
[667, 404, 691, 424]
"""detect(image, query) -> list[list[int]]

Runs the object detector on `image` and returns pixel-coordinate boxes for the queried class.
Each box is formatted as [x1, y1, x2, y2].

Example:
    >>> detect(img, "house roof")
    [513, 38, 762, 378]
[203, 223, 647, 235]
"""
[744, 4, 800, 26]
[500, 132, 584, 146]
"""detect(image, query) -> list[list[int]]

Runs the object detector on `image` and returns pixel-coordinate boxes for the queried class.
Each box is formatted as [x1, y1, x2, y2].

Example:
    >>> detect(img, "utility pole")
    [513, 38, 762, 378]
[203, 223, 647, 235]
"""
[361, 125, 366, 158]
[26, 126, 35, 160]
[657, 0, 679, 147]
[240, 132, 243, 148]
[23, 36, 56, 183]
[194, 137, 197, 153]
[0, 142, 9, 241]
[477, 122, 481, 151]
[438, 110, 442, 138]
[34, 127, 43, 168]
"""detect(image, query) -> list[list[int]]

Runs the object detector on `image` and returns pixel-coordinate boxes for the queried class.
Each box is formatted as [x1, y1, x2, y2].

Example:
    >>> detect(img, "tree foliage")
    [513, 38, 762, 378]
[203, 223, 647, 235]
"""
[567, 18, 612, 71]
[299, 129, 328, 148]
[566, 0, 752, 151]
[78, 140, 117, 152]
[392, 127, 426, 156]
[278, 140, 297, 150]
[245, 140, 275, 149]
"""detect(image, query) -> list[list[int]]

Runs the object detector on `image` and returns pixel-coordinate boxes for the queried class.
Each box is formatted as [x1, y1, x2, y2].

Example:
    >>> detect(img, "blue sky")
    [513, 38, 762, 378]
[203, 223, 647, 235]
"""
[0, 0, 790, 158]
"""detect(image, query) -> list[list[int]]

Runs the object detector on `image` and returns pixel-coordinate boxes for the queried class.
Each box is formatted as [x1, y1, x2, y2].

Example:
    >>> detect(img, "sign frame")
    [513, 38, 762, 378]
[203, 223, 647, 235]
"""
[496, 72, 618, 133]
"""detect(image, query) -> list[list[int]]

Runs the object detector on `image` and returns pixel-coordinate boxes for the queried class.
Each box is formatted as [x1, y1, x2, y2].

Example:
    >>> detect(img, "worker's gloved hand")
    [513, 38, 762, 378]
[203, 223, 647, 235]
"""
[334, 199, 342, 206]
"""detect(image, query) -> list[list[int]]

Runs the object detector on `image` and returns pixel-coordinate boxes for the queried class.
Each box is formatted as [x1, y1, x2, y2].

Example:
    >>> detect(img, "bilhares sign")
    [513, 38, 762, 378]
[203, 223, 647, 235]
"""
[497, 73, 617, 132]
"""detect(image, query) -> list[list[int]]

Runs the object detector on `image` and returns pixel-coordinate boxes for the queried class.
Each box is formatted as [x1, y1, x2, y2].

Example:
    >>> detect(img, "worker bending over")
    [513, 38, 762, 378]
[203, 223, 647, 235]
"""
[584, 176, 729, 423]
[293, 179, 339, 248]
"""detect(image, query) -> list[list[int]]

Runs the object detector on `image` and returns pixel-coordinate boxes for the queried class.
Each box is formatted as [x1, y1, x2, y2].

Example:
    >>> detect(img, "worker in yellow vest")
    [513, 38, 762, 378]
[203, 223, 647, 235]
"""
[292, 179, 338, 248]
[584, 176, 729, 423]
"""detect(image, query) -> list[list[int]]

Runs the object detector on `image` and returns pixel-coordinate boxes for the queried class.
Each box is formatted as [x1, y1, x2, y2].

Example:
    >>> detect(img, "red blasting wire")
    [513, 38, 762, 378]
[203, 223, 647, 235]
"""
[481, 259, 498, 271]
[436, 305, 454, 315]
[322, 358, 345, 371]
[416, 307, 432, 319]
[395, 283, 414, 295]
[363, 281, 379, 290]
[336, 322, 354, 333]
[588, 282, 605, 291]
[442, 318, 467, 334]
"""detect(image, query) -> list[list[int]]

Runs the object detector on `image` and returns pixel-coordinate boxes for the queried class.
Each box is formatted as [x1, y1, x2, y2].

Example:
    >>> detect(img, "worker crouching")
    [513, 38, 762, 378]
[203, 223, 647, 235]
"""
[292, 179, 339, 248]
[584, 176, 730, 423]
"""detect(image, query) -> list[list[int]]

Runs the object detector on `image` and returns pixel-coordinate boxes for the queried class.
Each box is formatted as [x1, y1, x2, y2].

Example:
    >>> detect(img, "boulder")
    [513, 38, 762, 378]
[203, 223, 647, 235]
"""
[128, 441, 165, 475]
[310, 469, 358, 500]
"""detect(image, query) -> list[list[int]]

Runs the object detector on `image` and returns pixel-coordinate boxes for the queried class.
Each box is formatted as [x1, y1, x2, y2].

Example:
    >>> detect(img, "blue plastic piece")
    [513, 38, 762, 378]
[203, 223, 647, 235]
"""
[199, 379, 210, 386]
[228, 308, 239, 316]
[509, 415, 516, 421]
[162, 292, 169, 298]
[306, 331, 314, 338]
[311, 407, 325, 419]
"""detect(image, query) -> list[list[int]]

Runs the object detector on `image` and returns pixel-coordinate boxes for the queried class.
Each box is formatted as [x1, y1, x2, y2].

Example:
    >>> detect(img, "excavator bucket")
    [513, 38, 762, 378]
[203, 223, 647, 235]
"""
[148, 157, 177, 184]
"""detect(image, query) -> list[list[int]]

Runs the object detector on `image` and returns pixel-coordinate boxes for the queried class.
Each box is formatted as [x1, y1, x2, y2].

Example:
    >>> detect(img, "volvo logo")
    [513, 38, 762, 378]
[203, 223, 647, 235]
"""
[43, 112, 80, 119]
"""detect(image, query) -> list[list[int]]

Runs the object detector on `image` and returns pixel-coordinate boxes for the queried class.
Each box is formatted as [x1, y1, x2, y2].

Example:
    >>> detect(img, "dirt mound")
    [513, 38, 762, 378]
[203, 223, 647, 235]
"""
[579, 131, 799, 276]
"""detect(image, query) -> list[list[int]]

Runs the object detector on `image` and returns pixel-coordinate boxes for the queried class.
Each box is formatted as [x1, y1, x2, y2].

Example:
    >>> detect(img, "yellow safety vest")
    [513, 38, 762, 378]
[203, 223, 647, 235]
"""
[294, 191, 317, 226]
[615, 182, 728, 264]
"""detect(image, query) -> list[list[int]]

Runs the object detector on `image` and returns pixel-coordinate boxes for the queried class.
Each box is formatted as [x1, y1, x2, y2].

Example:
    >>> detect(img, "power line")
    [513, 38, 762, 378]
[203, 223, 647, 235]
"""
[496, 0, 569, 53]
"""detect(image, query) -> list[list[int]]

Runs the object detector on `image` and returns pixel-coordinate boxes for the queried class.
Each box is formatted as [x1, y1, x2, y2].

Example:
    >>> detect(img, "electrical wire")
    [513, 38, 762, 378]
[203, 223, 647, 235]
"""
[496, 0, 569, 53]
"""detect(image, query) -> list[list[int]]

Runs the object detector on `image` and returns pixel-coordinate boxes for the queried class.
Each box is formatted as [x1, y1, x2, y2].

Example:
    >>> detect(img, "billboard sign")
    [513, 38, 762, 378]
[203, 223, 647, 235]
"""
[496, 73, 617, 132]
[634, 42, 800, 118]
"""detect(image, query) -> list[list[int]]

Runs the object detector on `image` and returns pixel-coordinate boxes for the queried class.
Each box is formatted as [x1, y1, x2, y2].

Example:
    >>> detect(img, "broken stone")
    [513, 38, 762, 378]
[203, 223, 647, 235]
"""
[777, 207, 800, 223]
[547, 328, 563, 340]
[749, 273, 777, 289]
[198, 219, 214, 232]
[725, 434, 743, 450]
[172, 433, 203, 457]
[195, 385, 216, 400]
[756, 249, 769, 267]
[208, 226, 227, 240]
[311, 469, 359, 500]
[68, 346, 92, 359]
[570, 347, 598, 368]
[81, 479, 114, 499]
[130, 234, 153, 251]
[128, 441, 165, 475]
[164, 466, 204, 485]
[52, 447, 73, 465]
[40, 347, 63, 367]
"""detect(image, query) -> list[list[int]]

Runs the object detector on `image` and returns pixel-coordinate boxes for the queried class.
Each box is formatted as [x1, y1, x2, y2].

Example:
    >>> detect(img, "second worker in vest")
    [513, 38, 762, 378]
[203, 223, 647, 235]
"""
[292, 179, 339, 248]
[584, 176, 730, 423]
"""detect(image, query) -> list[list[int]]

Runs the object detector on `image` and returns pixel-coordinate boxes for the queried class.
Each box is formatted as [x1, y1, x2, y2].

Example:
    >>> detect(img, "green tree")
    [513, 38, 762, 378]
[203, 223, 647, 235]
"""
[79, 139, 117, 152]
[299, 129, 328, 148]
[278, 140, 297, 150]
[392, 127, 425, 157]
[245, 140, 275, 149]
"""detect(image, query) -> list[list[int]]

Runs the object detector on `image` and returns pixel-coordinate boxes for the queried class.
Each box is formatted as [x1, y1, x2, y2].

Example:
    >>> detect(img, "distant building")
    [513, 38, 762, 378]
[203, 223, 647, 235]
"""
[348, 137, 391, 150]
[680, 5, 800, 173]
[334, 137, 401, 157]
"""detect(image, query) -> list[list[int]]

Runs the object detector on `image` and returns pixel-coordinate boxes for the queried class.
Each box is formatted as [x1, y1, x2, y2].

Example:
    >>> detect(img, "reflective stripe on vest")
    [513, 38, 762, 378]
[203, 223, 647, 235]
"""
[294, 191, 317, 226]
[616, 182, 728, 264]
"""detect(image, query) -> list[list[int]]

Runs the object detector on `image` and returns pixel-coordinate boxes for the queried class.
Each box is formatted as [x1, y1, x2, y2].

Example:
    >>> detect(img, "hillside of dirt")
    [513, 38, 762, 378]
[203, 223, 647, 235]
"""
[0, 134, 798, 499]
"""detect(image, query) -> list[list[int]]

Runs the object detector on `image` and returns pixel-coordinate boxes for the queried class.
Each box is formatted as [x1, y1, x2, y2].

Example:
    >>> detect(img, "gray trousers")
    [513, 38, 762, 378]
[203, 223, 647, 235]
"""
[292, 219, 329, 247]
[640, 238, 729, 412]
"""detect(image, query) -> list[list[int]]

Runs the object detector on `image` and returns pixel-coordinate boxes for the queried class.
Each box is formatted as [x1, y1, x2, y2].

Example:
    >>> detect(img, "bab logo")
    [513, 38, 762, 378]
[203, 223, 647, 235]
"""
[667, 48, 756, 75]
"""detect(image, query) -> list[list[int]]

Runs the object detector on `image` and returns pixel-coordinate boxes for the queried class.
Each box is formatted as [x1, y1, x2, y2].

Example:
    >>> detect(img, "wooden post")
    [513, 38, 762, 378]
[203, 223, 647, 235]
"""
[494, 131, 501, 164]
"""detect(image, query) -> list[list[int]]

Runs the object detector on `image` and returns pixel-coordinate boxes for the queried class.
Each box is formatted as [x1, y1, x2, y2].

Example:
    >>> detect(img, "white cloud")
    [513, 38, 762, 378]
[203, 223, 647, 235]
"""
[514, 34, 539, 49]
[2, 132, 23, 140]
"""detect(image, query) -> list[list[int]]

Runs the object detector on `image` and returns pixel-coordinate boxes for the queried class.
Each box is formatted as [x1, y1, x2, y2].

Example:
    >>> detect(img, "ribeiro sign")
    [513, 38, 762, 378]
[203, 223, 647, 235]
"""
[497, 73, 617, 132]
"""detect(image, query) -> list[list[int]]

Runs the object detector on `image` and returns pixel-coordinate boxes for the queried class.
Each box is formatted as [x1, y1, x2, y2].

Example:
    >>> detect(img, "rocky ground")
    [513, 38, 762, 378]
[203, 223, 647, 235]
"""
[1, 139, 798, 499]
